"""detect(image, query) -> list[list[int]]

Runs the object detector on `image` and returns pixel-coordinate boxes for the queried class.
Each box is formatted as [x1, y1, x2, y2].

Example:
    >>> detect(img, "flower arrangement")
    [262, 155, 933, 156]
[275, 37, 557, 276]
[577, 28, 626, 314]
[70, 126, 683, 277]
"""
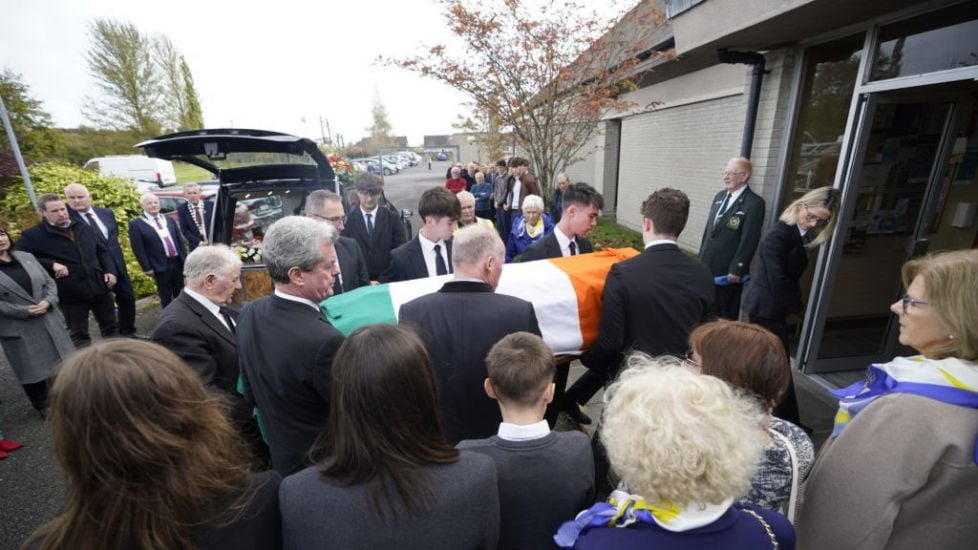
[236, 240, 263, 263]
[326, 151, 359, 185]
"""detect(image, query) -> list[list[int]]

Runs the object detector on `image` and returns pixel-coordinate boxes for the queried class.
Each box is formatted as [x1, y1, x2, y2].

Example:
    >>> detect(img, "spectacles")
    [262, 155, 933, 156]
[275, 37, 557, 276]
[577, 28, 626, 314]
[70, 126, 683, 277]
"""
[803, 205, 830, 225]
[683, 349, 701, 368]
[721, 171, 746, 178]
[901, 296, 929, 313]
[310, 213, 347, 224]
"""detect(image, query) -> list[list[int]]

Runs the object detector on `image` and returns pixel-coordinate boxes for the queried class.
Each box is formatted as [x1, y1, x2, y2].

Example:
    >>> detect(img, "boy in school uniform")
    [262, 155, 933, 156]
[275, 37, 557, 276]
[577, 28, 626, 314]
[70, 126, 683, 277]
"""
[457, 332, 595, 550]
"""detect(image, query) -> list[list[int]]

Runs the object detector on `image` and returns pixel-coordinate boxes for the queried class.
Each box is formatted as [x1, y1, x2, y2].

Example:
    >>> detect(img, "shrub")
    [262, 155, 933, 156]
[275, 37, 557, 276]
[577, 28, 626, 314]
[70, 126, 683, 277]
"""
[0, 162, 156, 298]
[589, 218, 644, 251]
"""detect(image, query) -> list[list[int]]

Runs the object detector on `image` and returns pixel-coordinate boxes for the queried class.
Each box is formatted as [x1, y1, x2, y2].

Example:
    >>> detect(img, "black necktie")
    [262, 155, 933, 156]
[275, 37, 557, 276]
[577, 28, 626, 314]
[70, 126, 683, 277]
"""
[219, 307, 235, 334]
[569, 241, 577, 256]
[434, 244, 448, 276]
[85, 212, 105, 239]
[332, 275, 344, 296]
[714, 193, 732, 227]
[366, 213, 374, 235]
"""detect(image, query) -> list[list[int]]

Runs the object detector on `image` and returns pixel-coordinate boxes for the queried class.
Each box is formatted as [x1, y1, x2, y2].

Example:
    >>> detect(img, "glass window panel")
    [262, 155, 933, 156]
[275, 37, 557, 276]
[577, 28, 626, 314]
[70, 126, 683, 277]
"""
[778, 34, 864, 355]
[871, 1, 978, 81]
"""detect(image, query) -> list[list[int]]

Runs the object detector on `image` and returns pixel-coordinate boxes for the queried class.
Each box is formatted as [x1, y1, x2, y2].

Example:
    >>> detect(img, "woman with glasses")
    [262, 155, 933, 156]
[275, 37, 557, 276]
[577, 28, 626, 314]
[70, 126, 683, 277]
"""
[742, 186, 838, 424]
[506, 192, 553, 262]
[797, 249, 978, 549]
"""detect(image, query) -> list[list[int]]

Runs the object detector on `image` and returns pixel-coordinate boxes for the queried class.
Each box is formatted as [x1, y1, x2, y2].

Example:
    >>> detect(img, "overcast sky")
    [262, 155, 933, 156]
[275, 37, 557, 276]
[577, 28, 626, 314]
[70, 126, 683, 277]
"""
[3, 0, 630, 147]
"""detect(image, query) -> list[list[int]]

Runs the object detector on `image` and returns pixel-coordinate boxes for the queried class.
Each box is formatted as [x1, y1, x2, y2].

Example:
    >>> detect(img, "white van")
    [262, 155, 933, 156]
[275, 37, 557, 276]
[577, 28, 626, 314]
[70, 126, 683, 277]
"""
[83, 155, 177, 191]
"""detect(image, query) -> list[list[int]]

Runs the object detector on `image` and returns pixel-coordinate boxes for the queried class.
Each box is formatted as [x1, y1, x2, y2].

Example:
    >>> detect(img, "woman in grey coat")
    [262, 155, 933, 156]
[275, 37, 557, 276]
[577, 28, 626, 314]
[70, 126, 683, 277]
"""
[0, 224, 74, 422]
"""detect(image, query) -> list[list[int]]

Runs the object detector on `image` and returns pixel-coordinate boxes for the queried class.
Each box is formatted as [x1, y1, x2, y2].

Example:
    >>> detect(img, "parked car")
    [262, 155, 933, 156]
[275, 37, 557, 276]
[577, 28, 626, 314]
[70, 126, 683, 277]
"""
[435, 152, 448, 161]
[136, 129, 413, 300]
[83, 155, 177, 191]
[384, 155, 408, 170]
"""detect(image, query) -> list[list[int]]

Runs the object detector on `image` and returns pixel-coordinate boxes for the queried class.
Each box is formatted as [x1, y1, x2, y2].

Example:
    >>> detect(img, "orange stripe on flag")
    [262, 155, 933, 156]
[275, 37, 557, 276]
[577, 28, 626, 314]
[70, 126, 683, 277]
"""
[548, 248, 640, 351]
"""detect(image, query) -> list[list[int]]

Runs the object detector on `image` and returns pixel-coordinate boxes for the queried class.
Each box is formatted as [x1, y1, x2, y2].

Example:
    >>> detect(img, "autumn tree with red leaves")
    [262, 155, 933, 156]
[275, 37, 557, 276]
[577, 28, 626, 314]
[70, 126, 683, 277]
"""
[388, 0, 665, 198]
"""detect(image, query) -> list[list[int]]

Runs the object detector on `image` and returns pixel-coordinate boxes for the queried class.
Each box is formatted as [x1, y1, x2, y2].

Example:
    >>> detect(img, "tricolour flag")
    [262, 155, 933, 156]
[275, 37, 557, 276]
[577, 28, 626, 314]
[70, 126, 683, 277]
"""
[321, 248, 639, 355]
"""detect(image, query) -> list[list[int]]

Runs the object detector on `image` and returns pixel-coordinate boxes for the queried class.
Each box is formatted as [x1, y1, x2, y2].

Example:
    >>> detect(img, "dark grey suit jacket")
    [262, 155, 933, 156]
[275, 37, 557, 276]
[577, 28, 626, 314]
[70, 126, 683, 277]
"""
[520, 232, 593, 261]
[237, 295, 345, 475]
[334, 236, 369, 294]
[582, 243, 714, 376]
[342, 206, 406, 280]
[743, 221, 810, 319]
[380, 236, 453, 283]
[398, 280, 541, 444]
[151, 290, 239, 392]
[698, 186, 765, 277]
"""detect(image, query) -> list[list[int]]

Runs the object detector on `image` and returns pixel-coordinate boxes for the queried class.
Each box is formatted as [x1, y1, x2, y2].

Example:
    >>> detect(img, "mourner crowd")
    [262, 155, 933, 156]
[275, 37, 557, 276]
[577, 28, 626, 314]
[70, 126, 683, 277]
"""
[1, 156, 976, 549]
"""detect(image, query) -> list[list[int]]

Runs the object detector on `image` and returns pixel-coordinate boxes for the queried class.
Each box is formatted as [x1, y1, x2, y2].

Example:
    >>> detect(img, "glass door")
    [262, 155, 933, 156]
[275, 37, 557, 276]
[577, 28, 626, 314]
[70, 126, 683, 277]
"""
[802, 84, 971, 373]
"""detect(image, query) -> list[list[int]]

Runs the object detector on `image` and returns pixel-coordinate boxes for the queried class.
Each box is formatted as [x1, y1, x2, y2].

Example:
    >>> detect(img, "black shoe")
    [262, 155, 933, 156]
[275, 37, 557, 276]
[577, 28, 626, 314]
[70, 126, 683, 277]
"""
[564, 403, 592, 425]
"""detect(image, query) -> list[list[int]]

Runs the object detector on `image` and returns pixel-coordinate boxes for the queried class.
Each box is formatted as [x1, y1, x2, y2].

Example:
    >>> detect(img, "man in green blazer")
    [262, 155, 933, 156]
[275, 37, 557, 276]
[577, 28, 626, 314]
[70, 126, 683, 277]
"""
[698, 157, 765, 319]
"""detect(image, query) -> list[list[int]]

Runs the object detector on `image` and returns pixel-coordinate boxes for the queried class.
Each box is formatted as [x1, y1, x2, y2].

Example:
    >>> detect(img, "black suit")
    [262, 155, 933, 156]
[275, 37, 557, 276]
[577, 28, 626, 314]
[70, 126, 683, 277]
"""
[152, 291, 270, 465]
[698, 186, 765, 319]
[342, 207, 406, 280]
[176, 199, 215, 251]
[237, 294, 345, 475]
[129, 214, 187, 308]
[17, 220, 119, 345]
[70, 206, 137, 334]
[566, 243, 715, 407]
[333, 236, 369, 295]
[520, 232, 593, 262]
[151, 291, 240, 391]
[399, 280, 541, 444]
[743, 220, 811, 425]
[380, 236, 453, 283]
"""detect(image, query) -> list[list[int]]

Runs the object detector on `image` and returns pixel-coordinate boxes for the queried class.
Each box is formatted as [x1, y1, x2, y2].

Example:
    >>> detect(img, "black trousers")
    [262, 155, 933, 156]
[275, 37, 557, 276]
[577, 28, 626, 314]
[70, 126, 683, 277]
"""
[154, 258, 184, 308]
[113, 272, 137, 335]
[61, 292, 119, 346]
[22, 380, 49, 411]
[563, 366, 612, 411]
[543, 362, 571, 428]
[750, 314, 802, 425]
[714, 282, 744, 320]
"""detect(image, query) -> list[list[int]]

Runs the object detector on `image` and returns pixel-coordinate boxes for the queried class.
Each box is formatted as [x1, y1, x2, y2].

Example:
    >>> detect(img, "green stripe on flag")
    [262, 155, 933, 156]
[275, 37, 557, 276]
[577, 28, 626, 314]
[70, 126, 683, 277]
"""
[320, 283, 398, 335]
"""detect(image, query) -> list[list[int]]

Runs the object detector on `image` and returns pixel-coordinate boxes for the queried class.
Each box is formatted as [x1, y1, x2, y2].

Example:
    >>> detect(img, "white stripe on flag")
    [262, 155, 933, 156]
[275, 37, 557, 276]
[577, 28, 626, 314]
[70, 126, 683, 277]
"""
[496, 260, 583, 355]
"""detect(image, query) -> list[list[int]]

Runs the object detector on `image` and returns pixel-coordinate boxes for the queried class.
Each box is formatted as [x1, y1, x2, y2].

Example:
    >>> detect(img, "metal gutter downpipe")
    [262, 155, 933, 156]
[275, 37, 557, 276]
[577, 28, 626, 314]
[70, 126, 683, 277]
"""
[717, 48, 766, 159]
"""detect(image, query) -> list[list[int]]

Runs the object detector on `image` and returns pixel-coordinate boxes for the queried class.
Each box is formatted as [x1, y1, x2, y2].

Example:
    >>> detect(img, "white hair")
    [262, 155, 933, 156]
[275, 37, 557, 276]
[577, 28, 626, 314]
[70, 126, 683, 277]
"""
[521, 194, 544, 212]
[602, 354, 766, 505]
[452, 224, 503, 269]
[139, 193, 159, 206]
[262, 216, 337, 283]
[183, 245, 241, 285]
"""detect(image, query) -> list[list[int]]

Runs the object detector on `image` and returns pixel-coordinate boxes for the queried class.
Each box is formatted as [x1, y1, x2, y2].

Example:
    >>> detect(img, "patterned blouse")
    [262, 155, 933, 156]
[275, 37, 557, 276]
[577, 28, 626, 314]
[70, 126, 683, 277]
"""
[739, 417, 814, 513]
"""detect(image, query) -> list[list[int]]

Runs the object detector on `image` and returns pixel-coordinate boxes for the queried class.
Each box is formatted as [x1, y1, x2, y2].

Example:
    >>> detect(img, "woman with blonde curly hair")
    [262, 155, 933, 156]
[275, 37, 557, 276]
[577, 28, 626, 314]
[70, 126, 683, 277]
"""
[798, 249, 978, 549]
[23, 339, 281, 550]
[555, 355, 795, 549]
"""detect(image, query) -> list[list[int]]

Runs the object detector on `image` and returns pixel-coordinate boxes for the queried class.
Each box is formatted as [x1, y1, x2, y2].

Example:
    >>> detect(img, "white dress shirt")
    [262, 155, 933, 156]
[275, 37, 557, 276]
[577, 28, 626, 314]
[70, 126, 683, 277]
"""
[76, 207, 108, 239]
[273, 288, 321, 312]
[553, 226, 577, 257]
[418, 231, 451, 277]
[183, 287, 231, 331]
[497, 420, 550, 442]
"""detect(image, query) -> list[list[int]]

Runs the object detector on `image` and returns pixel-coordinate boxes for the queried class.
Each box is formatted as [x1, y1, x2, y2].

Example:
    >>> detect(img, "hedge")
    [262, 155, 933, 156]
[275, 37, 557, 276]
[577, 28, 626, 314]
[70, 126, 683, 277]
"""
[0, 162, 156, 298]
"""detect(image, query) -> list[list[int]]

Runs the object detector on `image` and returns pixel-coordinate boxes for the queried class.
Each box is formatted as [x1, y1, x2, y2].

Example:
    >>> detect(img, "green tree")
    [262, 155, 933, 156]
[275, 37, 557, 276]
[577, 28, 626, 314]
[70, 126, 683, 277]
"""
[364, 95, 395, 155]
[0, 162, 155, 297]
[84, 18, 162, 135]
[153, 36, 204, 131]
[0, 68, 65, 169]
[180, 57, 204, 130]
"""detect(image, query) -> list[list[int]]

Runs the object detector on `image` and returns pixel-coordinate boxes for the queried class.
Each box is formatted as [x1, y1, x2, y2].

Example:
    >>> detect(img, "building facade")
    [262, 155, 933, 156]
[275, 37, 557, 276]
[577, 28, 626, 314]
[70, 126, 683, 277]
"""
[569, 0, 978, 376]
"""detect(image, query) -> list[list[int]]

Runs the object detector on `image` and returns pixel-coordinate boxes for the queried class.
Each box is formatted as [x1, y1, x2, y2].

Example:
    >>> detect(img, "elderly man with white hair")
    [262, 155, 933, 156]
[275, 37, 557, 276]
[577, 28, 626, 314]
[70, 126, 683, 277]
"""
[399, 223, 541, 444]
[236, 216, 345, 475]
[128, 192, 187, 307]
[455, 190, 495, 232]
